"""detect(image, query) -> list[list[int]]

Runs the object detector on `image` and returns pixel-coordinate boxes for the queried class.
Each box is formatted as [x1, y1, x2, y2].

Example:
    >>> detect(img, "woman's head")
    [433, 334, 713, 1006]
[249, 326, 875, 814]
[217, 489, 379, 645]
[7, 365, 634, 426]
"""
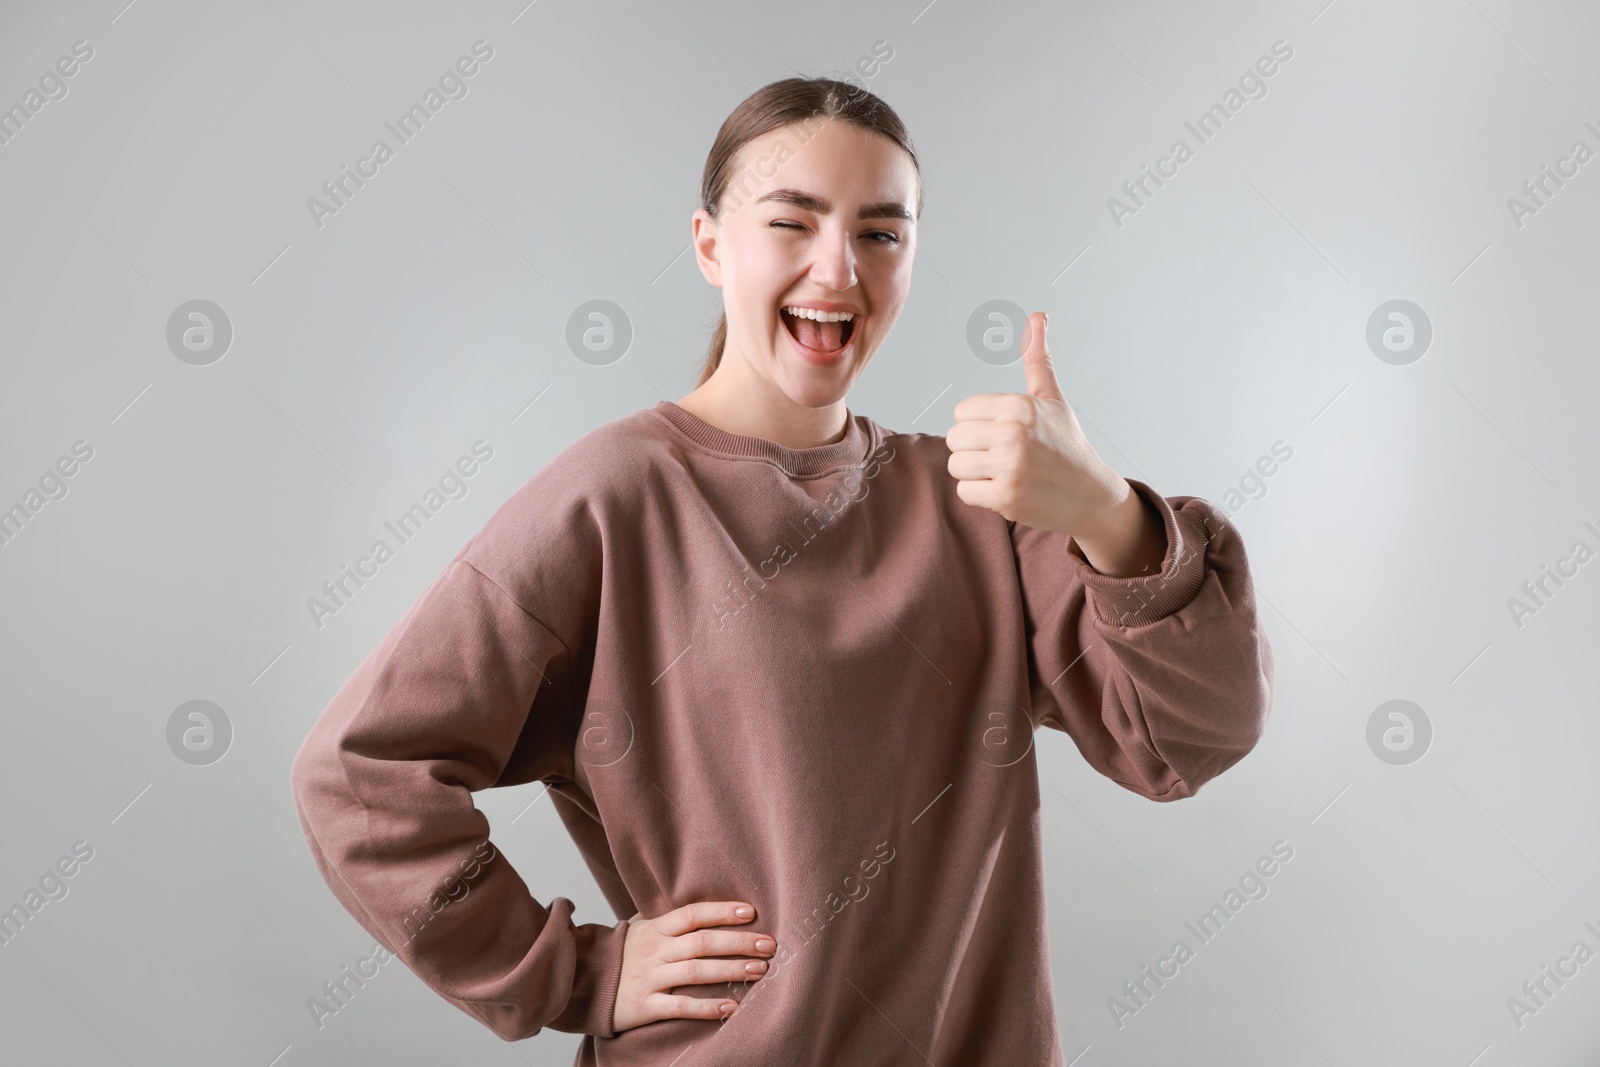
[691, 78, 922, 410]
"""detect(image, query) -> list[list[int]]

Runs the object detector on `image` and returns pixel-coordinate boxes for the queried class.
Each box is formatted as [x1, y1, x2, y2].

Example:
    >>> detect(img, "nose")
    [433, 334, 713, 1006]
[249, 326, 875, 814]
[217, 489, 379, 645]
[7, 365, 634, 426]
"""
[811, 225, 857, 291]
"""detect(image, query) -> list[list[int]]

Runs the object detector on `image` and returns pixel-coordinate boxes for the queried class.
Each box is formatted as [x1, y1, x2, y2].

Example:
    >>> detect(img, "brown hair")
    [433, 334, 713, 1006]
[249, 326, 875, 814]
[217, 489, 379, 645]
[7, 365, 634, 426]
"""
[694, 77, 923, 387]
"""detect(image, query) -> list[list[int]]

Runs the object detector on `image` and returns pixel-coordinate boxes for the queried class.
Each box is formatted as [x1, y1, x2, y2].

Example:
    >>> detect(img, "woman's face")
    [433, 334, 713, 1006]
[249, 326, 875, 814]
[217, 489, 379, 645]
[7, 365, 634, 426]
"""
[692, 119, 919, 409]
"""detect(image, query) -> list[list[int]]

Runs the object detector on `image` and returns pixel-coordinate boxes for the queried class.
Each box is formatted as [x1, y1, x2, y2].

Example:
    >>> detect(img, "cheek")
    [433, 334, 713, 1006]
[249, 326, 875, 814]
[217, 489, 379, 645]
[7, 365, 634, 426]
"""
[865, 258, 912, 317]
[724, 228, 801, 292]
[871, 250, 914, 295]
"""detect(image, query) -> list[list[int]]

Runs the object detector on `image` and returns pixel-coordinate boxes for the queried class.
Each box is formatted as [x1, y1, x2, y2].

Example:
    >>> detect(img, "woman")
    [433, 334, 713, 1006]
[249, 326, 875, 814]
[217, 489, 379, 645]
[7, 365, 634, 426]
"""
[290, 77, 1274, 1066]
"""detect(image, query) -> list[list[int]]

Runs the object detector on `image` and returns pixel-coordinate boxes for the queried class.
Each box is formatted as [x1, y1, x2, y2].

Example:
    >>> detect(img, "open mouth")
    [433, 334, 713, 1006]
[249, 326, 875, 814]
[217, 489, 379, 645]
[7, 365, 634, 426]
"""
[780, 307, 856, 359]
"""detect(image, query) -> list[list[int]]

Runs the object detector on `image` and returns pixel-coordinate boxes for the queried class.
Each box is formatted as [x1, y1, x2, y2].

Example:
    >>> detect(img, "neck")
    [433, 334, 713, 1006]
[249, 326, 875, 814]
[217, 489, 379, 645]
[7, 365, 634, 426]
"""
[676, 349, 849, 450]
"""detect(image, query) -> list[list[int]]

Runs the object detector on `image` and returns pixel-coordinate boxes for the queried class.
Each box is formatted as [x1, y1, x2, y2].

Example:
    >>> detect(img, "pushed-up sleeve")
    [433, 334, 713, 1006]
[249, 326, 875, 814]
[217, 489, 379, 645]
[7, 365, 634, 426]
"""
[289, 555, 627, 1040]
[1011, 477, 1274, 801]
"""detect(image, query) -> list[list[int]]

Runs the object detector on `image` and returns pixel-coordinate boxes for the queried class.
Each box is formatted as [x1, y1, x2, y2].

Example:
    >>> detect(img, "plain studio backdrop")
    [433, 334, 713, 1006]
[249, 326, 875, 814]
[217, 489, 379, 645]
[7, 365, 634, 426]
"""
[2, 0, 1598, 1063]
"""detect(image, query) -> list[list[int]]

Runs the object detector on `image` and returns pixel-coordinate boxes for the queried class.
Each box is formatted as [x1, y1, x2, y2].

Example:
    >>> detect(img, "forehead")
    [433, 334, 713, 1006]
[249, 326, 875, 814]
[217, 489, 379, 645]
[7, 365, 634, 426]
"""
[732, 120, 918, 208]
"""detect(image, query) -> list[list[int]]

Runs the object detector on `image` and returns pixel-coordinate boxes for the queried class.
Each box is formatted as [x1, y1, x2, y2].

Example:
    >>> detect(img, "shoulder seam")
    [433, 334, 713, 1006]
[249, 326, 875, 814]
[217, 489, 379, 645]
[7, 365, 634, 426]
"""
[451, 557, 574, 664]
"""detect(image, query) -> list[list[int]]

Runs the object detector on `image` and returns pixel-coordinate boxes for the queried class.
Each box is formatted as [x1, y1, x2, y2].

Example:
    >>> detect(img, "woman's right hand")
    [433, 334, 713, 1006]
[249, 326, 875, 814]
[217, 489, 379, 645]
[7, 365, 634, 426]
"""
[611, 900, 776, 1033]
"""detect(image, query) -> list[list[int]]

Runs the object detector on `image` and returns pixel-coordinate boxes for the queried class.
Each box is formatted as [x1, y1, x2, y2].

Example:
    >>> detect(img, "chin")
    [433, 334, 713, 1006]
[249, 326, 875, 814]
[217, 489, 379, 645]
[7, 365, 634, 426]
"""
[771, 371, 857, 412]
[778, 378, 850, 410]
[774, 346, 868, 408]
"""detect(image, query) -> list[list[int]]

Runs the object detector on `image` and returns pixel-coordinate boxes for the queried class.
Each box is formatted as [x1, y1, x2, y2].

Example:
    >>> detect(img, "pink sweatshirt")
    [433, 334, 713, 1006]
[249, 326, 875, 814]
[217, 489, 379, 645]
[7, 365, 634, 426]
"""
[289, 400, 1274, 1065]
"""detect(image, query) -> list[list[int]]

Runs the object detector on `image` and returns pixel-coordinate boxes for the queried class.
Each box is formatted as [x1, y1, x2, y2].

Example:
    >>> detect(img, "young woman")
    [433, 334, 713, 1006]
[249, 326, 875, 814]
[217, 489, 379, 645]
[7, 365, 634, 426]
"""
[291, 77, 1274, 1066]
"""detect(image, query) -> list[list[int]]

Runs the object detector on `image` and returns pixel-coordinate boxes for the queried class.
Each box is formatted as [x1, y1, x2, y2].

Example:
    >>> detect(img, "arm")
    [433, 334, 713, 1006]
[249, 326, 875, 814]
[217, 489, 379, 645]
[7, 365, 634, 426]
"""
[1011, 478, 1275, 800]
[289, 557, 627, 1040]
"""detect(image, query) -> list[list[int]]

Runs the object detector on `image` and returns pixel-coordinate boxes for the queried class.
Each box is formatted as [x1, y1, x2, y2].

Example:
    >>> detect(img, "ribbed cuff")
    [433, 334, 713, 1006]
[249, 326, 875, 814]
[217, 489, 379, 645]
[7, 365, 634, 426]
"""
[1068, 478, 1210, 627]
[549, 918, 630, 1038]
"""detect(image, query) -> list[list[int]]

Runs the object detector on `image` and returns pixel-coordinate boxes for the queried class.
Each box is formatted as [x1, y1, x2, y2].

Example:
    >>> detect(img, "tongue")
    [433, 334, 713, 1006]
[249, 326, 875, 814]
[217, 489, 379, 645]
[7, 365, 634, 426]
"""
[790, 314, 845, 351]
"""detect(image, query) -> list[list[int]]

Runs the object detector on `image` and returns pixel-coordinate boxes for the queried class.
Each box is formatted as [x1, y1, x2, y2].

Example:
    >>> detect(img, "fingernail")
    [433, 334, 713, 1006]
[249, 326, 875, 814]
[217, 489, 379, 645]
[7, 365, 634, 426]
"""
[745, 960, 768, 974]
[1043, 313, 1050, 328]
[720, 1002, 735, 1015]
[755, 938, 775, 953]
[735, 905, 753, 918]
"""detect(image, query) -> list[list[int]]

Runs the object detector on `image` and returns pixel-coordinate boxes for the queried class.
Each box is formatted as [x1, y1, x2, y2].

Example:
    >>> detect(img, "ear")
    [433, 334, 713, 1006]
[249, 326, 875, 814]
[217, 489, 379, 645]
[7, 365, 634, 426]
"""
[691, 208, 723, 288]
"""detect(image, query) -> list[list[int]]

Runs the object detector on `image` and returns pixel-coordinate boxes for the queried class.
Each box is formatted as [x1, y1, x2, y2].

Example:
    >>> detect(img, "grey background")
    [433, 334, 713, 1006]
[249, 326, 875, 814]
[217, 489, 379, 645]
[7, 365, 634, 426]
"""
[2, 0, 1596, 1063]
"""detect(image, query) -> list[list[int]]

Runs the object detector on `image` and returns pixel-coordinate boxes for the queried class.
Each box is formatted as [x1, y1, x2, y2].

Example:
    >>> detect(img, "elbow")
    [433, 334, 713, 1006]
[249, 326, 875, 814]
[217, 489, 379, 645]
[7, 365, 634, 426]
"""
[1152, 706, 1272, 802]
[1187, 634, 1276, 795]
[288, 735, 317, 811]
[288, 730, 340, 839]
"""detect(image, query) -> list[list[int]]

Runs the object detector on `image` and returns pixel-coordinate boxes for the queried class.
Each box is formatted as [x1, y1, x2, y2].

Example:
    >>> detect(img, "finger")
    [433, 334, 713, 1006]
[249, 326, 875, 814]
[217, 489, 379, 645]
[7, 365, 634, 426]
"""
[945, 419, 1021, 453]
[659, 956, 770, 988]
[660, 927, 776, 964]
[954, 477, 1007, 515]
[1020, 311, 1062, 401]
[649, 992, 740, 1021]
[656, 900, 752, 937]
[947, 450, 997, 482]
[952, 391, 1027, 423]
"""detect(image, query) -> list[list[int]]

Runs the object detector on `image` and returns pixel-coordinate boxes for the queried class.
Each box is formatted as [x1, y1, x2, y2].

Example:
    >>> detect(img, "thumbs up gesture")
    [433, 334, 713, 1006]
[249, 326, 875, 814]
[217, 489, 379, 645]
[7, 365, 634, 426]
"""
[946, 312, 1167, 577]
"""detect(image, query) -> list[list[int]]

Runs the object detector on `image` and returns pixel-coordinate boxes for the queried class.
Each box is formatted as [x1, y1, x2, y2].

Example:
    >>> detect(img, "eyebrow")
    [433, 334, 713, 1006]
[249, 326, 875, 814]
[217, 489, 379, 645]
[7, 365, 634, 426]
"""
[753, 188, 914, 222]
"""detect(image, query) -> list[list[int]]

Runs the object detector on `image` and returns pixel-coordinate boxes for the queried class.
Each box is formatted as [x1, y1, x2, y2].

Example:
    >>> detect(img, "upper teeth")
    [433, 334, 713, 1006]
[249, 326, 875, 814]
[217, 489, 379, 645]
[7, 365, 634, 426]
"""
[782, 306, 854, 322]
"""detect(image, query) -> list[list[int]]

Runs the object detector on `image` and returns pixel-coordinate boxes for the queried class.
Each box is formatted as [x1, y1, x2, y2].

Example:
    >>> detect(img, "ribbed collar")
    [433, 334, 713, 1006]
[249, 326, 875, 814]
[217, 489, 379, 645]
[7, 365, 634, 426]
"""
[651, 400, 878, 477]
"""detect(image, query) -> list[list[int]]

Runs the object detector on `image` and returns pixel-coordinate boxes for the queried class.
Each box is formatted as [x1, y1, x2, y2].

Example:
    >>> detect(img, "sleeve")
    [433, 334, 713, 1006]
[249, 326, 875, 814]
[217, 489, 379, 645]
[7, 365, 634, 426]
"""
[288, 556, 628, 1041]
[1010, 477, 1275, 801]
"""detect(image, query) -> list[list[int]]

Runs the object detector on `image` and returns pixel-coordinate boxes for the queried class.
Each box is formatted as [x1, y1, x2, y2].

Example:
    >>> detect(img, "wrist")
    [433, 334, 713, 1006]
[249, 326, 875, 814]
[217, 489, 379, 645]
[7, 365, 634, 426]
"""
[1071, 481, 1166, 578]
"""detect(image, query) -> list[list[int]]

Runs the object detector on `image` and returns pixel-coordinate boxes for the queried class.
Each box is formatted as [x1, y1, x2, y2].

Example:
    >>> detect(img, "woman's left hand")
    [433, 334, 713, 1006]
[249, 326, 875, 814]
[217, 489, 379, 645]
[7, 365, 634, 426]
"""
[945, 311, 1166, 576]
